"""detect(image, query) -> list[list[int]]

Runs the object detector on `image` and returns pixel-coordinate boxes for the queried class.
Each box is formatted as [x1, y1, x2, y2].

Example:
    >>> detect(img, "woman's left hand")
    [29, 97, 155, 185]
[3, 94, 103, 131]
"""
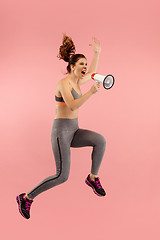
[89, 37, 101, 53]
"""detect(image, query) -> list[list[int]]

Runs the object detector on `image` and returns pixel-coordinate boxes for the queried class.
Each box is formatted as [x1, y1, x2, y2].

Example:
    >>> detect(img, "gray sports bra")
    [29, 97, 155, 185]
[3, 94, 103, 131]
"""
[55, 80, 82, 105]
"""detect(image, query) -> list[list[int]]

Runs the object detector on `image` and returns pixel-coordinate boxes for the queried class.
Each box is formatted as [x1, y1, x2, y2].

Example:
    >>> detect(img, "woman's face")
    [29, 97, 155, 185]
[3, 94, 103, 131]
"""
[71, 58, 87, 79]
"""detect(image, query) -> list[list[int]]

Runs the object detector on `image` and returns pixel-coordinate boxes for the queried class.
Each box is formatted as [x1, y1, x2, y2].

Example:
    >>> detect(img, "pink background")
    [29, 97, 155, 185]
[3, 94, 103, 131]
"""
[1, 0, 160, 239]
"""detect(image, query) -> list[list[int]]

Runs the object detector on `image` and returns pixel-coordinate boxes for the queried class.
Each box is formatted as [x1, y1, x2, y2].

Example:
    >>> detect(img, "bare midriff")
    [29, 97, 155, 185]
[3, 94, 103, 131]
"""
[54, 105, 78, 119]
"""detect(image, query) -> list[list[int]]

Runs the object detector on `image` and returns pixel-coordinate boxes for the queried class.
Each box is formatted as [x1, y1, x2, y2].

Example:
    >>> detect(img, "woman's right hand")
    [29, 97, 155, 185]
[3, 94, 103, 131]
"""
[90, 82, 100, 94]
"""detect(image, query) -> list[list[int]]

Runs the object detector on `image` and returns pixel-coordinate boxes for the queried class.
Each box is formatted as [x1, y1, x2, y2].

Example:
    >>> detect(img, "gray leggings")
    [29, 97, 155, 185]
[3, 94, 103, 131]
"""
[27, 118, 106, 199]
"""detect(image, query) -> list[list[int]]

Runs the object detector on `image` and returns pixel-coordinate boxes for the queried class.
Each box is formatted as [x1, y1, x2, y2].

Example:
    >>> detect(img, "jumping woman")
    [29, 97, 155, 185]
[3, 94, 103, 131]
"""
[16, 34, 106, 219]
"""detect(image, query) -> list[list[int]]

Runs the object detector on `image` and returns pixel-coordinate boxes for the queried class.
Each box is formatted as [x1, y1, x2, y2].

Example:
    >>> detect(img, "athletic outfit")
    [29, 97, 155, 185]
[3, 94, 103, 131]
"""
[16, 79, 106, 219]
[55, 78, 82, 106]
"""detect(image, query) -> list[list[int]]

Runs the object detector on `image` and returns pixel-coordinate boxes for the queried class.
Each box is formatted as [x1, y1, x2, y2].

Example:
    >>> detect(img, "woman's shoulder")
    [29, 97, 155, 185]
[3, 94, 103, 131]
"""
[56, 77, 70, 93]
[58, 77, 70, 87]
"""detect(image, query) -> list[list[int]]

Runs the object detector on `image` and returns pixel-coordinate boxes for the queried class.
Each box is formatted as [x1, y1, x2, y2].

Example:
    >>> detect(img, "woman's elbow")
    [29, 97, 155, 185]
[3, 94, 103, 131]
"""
[67, 102, 76, 111]
[70, 105, 77, 111]
[70, 103, 78, 111]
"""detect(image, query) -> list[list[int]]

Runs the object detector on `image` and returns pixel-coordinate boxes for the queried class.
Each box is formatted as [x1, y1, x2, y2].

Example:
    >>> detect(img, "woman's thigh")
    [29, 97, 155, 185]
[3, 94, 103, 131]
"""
[51, 130, 75, 175]
[71, 129, 106, 148]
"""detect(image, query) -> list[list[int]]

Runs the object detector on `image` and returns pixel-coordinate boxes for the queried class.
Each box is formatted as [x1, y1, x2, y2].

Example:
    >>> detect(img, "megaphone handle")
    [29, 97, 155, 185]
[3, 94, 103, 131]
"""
[95, 80, 100, 84]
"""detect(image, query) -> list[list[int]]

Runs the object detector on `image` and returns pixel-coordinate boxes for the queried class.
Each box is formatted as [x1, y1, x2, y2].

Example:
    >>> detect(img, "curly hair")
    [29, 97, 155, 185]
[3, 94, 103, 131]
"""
[57, 33, 86, 73]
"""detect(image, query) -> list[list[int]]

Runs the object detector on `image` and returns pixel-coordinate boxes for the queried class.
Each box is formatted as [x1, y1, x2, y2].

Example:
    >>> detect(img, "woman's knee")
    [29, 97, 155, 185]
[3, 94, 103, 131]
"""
[97, 134, 106, 147]
[59, 173, 69, 184]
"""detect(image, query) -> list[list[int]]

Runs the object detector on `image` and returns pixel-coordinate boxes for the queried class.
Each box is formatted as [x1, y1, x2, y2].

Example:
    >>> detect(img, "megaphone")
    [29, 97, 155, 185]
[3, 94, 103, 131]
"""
[91, 73, 115, 90]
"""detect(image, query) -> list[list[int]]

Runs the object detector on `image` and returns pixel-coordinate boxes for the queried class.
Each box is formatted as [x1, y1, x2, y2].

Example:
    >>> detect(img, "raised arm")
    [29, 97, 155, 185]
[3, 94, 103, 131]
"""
[79, 37, 101, 85]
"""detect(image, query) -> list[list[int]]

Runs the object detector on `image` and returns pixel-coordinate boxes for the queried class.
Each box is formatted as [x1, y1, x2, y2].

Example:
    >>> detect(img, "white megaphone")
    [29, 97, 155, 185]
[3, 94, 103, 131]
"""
[91, 73, 115, 89]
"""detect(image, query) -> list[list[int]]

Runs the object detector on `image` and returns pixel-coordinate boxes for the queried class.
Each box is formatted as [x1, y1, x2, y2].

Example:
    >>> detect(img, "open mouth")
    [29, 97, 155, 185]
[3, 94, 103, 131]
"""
[81, 70, 86, 76]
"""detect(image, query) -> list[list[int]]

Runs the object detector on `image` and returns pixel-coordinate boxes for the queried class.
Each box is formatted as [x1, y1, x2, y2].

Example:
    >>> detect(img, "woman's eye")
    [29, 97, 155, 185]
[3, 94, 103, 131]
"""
[80, 62, 87, 66]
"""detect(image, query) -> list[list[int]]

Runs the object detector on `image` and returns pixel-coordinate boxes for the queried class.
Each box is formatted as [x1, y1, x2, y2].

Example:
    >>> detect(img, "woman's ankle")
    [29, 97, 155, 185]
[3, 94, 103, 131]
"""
[24, 194, 33, 201]
[90, 173, 98, 181]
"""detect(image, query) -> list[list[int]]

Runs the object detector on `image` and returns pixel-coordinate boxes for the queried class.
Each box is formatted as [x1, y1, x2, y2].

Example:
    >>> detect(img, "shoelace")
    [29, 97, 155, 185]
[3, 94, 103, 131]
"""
[94, 179, 102, 189]
[25, 201, 32, 211]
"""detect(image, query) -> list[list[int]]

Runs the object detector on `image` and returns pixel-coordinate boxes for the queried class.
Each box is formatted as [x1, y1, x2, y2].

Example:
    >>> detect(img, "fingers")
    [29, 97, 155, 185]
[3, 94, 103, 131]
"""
[91, 82, 100, 94]
[95, 82, 100, 91]
[92, 37, 100, 43]
[89, 37, 100, 46]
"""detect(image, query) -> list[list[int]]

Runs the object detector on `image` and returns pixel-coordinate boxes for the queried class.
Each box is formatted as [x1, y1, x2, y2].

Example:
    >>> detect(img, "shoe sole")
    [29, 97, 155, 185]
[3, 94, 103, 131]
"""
[85, 179, 104, 197]
[16, 195, 28, 219]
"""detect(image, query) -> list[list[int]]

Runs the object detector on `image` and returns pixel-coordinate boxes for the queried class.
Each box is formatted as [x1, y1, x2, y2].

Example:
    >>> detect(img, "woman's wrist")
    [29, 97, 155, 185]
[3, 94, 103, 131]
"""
[93, 50, 101, 55]
[89, 88, 94, 95]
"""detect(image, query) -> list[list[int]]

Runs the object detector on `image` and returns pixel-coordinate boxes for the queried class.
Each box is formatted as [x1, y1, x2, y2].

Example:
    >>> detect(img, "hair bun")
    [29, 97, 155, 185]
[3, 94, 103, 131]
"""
[57, 33, 76, 62]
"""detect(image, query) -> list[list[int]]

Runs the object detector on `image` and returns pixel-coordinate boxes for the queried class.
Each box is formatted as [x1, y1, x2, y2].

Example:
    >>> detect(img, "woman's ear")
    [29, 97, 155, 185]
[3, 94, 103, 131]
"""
[70, 64, 75, 72]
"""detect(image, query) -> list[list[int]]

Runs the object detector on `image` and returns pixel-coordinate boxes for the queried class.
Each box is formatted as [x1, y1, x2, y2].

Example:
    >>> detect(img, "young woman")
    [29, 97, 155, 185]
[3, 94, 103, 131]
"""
[16, 34, 106, 219]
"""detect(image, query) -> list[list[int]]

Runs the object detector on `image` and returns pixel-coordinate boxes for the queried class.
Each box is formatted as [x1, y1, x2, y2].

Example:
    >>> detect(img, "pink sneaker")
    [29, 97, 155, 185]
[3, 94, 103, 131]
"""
[16, 193, 33, 219]
[85, 175, 106, 197]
